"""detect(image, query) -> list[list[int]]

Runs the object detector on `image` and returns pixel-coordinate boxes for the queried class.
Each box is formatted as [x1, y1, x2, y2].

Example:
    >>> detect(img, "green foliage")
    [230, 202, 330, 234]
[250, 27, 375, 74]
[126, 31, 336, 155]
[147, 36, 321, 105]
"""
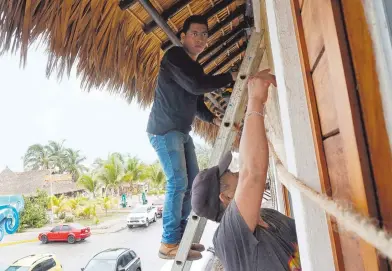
[144, 162, 166, 191]
[77, 174, 100, 197]
[100, 197, 112, 216]
[93, 216, 100, 225]
[58, 212, 66, 220]
[18, 190, 49, 231]
[48, 195, 69, 217]
[96, 154, 125, 196]
[68, 196, 87, 212]
[195, 143, 211, 170]
[23, 140, 87, 180]
[64, 216, 74, 223]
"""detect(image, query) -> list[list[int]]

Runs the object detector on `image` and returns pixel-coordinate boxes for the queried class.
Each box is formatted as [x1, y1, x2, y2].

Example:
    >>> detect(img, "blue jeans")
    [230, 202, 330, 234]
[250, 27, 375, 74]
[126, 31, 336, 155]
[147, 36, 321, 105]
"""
[148, 131, 199, 244]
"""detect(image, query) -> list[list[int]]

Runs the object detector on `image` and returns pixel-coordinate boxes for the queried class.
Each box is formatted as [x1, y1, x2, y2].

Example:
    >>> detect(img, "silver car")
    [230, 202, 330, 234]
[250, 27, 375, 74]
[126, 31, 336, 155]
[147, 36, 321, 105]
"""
[82, 248, 141, 271]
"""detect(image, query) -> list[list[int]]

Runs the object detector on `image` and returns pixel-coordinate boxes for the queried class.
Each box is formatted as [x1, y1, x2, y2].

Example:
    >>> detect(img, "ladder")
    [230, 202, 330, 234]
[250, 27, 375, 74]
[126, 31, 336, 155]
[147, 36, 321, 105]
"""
[171, 30, 264, 271]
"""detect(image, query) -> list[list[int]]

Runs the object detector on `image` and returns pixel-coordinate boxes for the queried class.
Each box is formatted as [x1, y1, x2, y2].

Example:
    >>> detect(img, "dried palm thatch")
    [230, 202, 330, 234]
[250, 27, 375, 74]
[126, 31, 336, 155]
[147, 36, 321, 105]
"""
[0, 0, 250, 145]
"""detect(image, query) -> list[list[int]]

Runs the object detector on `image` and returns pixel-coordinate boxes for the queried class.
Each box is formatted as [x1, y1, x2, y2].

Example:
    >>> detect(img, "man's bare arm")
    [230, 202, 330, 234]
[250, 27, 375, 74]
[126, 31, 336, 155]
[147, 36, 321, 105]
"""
[234, 69, 276, 232]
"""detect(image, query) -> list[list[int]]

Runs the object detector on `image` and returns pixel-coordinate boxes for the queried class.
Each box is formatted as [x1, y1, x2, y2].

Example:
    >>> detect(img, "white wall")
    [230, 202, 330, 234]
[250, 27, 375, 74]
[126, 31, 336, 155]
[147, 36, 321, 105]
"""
[264, 0, 335, 270]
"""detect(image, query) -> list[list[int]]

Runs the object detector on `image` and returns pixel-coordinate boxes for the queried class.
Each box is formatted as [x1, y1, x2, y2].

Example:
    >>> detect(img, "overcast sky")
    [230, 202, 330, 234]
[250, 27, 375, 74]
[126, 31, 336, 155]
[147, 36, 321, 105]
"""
[0, 48, 206, 172]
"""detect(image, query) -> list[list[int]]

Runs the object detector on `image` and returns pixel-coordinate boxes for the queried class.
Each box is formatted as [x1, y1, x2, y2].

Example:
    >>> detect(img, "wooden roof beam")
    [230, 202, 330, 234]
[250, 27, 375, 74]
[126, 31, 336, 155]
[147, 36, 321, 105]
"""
[208, 4, 246, 37]
[143, 0, 191, 34]
[119, 0, 138, 11]
[137, 0, 182, 47]
[161, 3, 245, 50]
[198, 21, 247, 60]
[208, 43, 247, 75]
[201, 30, 245, 67]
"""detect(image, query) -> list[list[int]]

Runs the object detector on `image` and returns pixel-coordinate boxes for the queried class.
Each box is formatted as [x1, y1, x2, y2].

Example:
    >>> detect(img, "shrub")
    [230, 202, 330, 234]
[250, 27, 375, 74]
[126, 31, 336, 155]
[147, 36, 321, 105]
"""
[58, 212, 66, 220]
[18, 190, 49, 232]
[64, 216, 74, 223]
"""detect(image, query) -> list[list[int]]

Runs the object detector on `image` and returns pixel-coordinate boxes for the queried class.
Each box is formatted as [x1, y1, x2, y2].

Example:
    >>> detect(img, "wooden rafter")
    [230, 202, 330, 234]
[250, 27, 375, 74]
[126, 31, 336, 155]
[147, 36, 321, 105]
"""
[119, 0, 138, 10]
[161, 1, 242, 50]
[209, 43, 247, 75]
[202, 30, 245, 67]
[198, 20, 247, 60]
[208, 4, 245, 37]
[143, 0, 191, 34]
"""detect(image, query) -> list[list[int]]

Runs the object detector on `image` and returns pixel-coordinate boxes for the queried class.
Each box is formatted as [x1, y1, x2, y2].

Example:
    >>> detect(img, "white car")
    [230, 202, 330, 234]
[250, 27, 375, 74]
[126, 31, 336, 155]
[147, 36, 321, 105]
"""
[127, 204, 157, 228]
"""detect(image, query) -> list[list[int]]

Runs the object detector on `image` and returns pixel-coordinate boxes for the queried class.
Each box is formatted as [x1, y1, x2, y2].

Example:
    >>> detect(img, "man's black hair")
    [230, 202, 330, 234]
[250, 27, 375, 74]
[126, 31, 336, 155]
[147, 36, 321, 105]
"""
[182, 15, 209, 34]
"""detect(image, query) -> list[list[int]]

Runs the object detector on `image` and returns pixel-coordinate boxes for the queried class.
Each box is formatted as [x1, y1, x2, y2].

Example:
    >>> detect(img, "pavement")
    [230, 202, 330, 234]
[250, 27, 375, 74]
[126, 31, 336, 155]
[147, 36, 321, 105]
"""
[0, 218, 219, 271]
[0, 214, 128, 247]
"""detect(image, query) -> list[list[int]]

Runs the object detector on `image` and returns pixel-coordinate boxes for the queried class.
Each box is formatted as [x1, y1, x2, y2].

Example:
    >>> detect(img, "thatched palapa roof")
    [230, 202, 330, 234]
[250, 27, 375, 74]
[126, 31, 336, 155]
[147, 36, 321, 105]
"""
[0, 0, 255, 144]
[0, 167, 83, 196]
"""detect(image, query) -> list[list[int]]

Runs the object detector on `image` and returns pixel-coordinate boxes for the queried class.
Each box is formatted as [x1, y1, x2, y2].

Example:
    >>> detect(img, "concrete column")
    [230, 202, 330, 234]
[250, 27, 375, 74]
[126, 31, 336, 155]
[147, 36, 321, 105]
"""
[265, 0, 335, 270]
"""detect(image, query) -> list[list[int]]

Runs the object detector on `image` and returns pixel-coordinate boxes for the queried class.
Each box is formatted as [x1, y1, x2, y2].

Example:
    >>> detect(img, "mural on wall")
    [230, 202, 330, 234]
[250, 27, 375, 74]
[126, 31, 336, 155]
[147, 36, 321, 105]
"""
[0, 195, 24, 241]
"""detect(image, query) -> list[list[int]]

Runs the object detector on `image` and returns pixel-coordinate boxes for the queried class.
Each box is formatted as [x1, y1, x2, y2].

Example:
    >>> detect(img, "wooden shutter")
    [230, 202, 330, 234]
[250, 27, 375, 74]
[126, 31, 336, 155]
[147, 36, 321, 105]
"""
[290, 0, 390, 270]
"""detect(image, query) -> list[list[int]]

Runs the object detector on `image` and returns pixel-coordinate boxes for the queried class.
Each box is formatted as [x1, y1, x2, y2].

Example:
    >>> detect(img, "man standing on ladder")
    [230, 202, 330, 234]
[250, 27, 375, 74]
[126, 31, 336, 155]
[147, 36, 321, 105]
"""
[147, 15, 237, 261]
[191, 70, 302, 270]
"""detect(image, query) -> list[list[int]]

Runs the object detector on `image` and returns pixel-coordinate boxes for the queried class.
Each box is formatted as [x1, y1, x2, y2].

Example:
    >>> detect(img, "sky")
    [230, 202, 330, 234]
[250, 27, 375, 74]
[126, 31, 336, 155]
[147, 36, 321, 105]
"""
[0, 48, 206, 172]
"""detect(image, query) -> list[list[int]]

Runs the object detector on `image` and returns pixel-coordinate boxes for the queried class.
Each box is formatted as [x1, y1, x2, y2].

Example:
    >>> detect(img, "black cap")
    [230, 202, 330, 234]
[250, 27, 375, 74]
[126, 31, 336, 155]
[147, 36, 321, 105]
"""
[191, 152, 232, 222]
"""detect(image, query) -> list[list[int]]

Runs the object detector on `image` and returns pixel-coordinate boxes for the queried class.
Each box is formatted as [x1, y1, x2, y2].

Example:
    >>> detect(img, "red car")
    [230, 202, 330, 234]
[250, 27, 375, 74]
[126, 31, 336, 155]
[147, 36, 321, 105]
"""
[39, 223, 91, 244]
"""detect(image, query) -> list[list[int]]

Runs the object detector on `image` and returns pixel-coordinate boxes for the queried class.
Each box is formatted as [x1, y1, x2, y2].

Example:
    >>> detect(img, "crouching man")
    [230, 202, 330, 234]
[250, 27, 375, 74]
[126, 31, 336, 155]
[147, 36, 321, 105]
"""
[191, 69, 302, 271]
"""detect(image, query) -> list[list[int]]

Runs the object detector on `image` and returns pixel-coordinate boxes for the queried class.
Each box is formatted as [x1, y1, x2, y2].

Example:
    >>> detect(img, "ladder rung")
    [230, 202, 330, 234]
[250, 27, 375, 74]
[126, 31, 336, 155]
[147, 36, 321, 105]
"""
[171, 29, 265, 271]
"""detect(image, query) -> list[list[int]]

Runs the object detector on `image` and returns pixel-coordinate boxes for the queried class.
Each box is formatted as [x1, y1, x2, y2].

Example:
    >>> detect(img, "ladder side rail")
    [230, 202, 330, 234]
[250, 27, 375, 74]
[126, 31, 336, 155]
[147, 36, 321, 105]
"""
[171, 29, 264, 271]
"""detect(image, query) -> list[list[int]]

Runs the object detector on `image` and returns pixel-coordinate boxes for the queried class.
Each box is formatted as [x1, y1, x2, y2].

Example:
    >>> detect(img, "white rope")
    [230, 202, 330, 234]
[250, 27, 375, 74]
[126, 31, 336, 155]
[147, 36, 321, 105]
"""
[268, 142, 392, 260]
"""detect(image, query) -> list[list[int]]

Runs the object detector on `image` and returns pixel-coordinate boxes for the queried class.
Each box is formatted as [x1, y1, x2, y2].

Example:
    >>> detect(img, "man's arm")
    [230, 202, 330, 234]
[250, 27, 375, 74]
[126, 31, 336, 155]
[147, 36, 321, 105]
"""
[195, 95, 215, 123]
[234, 69, 277, 232]
[165, 47, 233, 95]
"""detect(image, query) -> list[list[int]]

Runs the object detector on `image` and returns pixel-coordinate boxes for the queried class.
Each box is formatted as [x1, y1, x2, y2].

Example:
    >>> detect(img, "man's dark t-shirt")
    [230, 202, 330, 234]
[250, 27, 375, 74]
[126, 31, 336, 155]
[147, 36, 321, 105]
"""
[213, 201, 301, 271]
[147, 46, 233, 135]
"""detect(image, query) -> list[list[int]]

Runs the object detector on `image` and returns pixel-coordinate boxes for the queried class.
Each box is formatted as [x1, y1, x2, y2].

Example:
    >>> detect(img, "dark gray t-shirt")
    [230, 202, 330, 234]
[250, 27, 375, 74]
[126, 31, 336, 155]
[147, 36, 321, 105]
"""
[213, 201, 301, 271]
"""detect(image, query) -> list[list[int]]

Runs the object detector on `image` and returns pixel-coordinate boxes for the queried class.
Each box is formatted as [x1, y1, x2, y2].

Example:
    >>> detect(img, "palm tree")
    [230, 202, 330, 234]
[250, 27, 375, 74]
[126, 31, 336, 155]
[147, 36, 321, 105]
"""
[68, 196, 87, 214]
[46, 140, 65, 172]
[96, 154, 125, 196]
[145, 162, 166, 191]
[77, 174, 100, 198]
[23, 144, 53, 170]
[99, 197, 112, 216]
[123, 156, 147, 193]
[48, 195, 69, 217]
[63, 148, 87, 181]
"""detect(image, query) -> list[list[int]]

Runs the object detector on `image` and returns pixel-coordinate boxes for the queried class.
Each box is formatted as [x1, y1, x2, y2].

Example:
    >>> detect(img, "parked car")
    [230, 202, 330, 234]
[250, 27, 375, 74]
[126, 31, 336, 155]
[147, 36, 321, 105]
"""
[82, 248, 141, 271]
[5, 254, 63, 271]
[127, 205, 157, 228]
[38, 223, 91, 244]
[152, 199, 164, 218]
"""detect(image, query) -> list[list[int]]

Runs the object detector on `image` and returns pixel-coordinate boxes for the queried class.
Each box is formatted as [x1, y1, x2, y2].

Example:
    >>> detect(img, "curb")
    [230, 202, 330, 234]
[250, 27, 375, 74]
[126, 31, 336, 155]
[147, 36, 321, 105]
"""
[0, 238, 39, 247]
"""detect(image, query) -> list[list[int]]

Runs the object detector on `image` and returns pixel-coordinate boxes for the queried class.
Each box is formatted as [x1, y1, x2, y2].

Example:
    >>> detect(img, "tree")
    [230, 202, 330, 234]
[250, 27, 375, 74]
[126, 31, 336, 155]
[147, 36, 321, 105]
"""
[68, 196, 87, 213]
[45, 140, 65, 172]
[23, 140, 86, 179]
[100, 197, 112, 216]
[195, 143, 212, 170]
[123, 156, 147, 193]
[23, 144, 53, 171]
[48, 195, 69, 218]
[145, 162, 166, 191]
[63, 148, 87, 181]
[18, 190, 49, 231]
[96, 154, 125, 196]
[77, 174, 100, 198]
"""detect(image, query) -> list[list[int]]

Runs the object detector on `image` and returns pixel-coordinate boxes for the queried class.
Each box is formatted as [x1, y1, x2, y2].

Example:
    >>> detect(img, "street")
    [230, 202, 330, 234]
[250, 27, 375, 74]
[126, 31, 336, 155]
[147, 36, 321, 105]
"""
[0, 217, 219, 271]
[0, 219, 166, 271]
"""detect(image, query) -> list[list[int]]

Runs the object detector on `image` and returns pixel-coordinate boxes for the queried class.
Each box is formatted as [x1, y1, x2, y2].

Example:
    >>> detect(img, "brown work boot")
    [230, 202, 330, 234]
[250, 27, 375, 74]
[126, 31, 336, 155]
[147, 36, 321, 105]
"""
[191, 243, 205, 252]
[158, 243, 202, 261]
